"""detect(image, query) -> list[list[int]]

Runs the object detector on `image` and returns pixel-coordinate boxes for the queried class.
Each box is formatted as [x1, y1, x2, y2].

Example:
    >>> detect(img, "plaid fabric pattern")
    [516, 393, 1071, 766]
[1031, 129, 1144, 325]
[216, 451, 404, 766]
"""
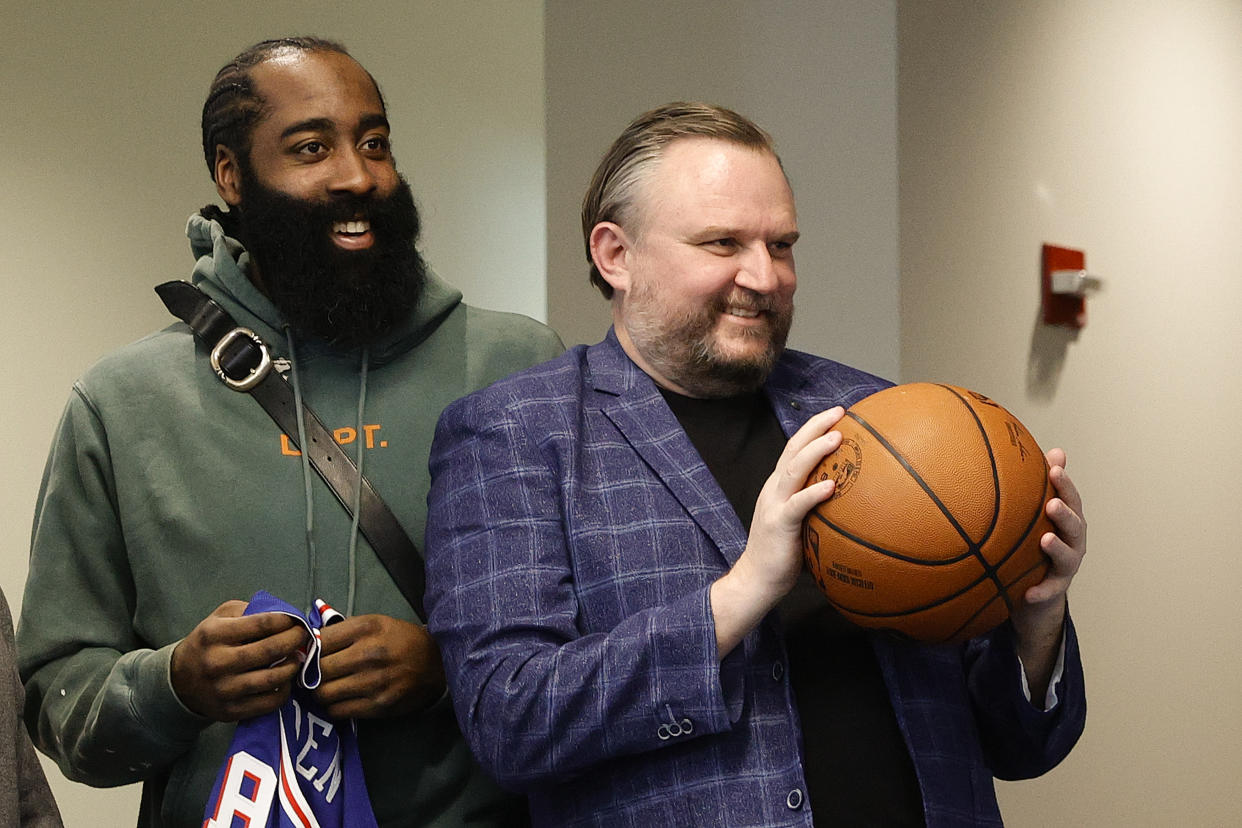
[425, 330, 1085, 827]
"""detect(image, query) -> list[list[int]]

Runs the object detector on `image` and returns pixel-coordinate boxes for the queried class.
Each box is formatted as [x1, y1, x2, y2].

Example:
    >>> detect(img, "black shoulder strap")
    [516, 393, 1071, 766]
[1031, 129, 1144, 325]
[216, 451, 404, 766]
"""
[155, 280, 426, 619]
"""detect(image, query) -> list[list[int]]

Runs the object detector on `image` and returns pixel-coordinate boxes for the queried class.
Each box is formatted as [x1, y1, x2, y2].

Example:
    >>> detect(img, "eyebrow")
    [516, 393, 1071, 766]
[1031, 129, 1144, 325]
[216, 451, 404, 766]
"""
[358, 112, 391, 133]
[279, 112, 391, 141]
[695, 226, 801, 243]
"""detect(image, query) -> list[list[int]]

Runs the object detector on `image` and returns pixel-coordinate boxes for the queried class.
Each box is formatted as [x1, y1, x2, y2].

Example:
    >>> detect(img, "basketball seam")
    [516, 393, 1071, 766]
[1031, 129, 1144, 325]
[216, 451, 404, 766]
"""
[839, 555, 1051, 645]
[947, 555, 1049, 641]
[846, 408, 982, 550]
[989, 463, 1053, 617]
[811, 519, 1012, 616]
[826, 554, 1048, 628]
[807, 510, 978, 566]
[937, 385, 1011, 613]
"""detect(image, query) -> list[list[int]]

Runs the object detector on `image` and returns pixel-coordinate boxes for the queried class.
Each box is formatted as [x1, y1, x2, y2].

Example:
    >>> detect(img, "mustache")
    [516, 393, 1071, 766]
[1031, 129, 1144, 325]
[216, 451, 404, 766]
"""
[309, 193, 386, 224]
[247, 191, 394, 232]
[715, 290, 776, 313]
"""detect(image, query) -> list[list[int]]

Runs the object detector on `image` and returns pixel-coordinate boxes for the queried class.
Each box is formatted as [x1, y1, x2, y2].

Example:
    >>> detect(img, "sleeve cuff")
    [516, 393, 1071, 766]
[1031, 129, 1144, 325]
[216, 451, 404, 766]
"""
[130, 641, 212, 738]
[1017, 628, 1068, 711]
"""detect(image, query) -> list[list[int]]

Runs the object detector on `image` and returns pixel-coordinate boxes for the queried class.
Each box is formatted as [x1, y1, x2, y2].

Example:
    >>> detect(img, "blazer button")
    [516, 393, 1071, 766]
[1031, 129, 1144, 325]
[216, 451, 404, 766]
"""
[657, 718, 693, 740]
[786, 788, 804, 809]
[771, 661, 785, 681]
[790, 400, 802, 411]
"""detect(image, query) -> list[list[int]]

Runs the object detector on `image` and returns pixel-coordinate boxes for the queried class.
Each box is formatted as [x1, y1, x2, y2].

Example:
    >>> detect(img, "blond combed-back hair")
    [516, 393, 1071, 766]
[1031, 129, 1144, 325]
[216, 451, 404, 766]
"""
[581, 102, 779, 298]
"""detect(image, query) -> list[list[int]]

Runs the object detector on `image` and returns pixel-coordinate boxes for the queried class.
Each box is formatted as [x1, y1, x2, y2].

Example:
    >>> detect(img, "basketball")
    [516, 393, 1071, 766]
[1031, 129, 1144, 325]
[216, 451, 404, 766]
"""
[801, 383, 1054, 643]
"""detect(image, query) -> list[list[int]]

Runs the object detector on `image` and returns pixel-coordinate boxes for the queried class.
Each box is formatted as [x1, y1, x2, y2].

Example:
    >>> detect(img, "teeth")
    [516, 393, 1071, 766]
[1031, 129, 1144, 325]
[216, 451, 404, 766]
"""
[728, 307, 760, 318]
[334, 220, 370, 235]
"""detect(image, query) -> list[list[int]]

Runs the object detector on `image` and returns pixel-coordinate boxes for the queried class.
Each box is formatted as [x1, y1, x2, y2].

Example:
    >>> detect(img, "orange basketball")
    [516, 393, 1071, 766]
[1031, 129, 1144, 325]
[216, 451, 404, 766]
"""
[801, 383, 1054, 643]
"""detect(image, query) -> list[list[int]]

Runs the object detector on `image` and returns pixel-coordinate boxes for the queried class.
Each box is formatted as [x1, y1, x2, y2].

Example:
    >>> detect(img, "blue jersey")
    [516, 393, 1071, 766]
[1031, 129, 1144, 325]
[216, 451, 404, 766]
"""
[202, 592, 378, 828]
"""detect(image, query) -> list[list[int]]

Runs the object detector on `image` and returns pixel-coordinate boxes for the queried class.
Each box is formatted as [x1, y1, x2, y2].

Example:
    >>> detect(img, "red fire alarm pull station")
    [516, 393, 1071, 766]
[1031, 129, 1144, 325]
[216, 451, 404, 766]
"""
[1041, 243, 1101, 329]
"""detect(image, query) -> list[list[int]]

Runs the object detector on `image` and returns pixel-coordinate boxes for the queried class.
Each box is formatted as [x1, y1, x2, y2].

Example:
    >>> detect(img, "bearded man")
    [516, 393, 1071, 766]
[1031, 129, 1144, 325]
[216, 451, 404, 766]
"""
[18, 37, 560, 827]
[423, 103, 1088, 826]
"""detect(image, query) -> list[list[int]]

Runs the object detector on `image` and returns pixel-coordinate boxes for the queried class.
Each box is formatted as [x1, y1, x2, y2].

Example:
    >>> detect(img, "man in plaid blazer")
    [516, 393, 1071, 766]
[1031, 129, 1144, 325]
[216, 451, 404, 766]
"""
[424, 103, 1087, 826]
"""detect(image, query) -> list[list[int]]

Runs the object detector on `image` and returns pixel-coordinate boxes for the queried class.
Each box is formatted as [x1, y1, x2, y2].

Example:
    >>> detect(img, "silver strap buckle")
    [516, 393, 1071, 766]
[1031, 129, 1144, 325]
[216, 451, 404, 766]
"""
[210, 327, 272, 391]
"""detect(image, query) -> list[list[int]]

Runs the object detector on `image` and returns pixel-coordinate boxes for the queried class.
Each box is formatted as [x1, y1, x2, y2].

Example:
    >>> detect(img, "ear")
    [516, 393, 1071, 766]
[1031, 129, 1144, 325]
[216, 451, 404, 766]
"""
[214, 146, 244, 207]
[589, 222, 634, 295]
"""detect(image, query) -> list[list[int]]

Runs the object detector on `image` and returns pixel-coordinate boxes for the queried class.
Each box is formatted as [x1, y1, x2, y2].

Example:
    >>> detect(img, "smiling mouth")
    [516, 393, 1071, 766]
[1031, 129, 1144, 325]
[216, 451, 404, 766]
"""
[331, 219, 374, 250]
[334, 220, 371, 236]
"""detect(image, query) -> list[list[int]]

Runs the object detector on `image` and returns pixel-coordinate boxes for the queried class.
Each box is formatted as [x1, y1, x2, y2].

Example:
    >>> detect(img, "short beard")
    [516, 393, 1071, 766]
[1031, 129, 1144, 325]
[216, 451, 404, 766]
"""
[231, 168, 426, 348]
[626, 285, 792, 397]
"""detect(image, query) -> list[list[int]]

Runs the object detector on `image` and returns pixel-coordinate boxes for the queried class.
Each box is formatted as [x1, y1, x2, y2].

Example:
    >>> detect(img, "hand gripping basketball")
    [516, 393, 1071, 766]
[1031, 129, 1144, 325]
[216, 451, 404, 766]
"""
[801, 383, 1055, 643]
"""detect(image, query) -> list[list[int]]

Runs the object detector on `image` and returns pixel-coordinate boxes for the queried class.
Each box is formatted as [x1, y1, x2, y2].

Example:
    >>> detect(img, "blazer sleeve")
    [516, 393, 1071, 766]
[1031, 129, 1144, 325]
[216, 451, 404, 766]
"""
[965, 615, 1086, 779]
[424, 389, 738, 791]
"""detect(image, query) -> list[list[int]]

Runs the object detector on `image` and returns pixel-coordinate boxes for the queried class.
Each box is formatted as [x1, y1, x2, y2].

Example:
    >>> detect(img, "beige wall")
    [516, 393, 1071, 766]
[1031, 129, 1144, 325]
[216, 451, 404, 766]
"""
[899, 1, 1242, 824]
[545, 0, 901, 380]
[0, 3, 545, 825]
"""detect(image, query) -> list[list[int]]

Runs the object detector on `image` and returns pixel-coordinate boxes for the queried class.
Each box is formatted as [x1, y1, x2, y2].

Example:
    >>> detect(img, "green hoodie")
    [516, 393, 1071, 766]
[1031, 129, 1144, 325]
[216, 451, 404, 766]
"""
[18, 214, 563, 826]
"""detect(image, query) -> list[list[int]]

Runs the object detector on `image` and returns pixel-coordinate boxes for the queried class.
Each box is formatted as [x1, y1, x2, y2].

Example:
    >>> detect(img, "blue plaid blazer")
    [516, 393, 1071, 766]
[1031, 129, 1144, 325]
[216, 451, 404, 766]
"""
[425, 330, 1085, 827]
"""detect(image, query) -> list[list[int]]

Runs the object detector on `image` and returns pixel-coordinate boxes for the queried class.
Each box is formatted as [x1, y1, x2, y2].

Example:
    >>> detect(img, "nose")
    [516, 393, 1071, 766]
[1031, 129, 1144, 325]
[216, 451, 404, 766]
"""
[735, 244, 781, 293]
[327, 147, 378, 197]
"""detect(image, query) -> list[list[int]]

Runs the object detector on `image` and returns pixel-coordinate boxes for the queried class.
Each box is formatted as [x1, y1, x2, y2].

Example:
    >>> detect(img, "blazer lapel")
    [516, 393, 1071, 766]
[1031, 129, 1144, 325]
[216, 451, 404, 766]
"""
[587, 332, 748, 566]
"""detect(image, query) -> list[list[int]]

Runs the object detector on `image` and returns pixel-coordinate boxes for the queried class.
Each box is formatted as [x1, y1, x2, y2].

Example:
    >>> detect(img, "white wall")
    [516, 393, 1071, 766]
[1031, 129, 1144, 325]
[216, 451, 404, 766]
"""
[899, 1, 1242, 824]
[0, 3, 545, 825]
[545, 0, 901, 381]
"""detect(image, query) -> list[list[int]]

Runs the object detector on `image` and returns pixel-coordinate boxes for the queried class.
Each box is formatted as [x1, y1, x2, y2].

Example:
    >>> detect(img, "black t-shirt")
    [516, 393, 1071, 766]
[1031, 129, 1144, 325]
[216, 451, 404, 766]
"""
[660, 387, 925, 826]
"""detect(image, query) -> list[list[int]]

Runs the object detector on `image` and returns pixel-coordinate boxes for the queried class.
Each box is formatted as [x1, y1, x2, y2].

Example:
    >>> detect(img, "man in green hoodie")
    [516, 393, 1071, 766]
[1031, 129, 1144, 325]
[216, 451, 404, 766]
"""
[17, 37, 561, 827]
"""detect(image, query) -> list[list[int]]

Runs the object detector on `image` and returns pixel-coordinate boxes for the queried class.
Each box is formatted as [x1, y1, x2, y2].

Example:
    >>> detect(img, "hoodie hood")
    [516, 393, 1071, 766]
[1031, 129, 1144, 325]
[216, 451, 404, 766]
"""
[185, 212, 462, 366]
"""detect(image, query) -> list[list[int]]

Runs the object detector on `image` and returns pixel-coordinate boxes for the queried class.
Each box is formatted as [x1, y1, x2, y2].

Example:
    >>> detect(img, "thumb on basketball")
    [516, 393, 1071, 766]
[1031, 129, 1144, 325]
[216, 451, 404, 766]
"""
[777, 406, 846, 493]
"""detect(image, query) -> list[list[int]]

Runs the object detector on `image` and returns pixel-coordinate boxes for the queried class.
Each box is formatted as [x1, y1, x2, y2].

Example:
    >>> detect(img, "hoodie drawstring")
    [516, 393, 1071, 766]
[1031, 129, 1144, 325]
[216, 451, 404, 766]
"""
[284, 327, 368, 616]
[285, 327, 319, 610]
[347, 348, 369, 616]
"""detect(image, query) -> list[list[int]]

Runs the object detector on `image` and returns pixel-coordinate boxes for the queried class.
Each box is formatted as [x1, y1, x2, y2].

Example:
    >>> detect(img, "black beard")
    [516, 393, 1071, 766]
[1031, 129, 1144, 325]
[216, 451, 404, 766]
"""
[232, 172, 426, 348]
